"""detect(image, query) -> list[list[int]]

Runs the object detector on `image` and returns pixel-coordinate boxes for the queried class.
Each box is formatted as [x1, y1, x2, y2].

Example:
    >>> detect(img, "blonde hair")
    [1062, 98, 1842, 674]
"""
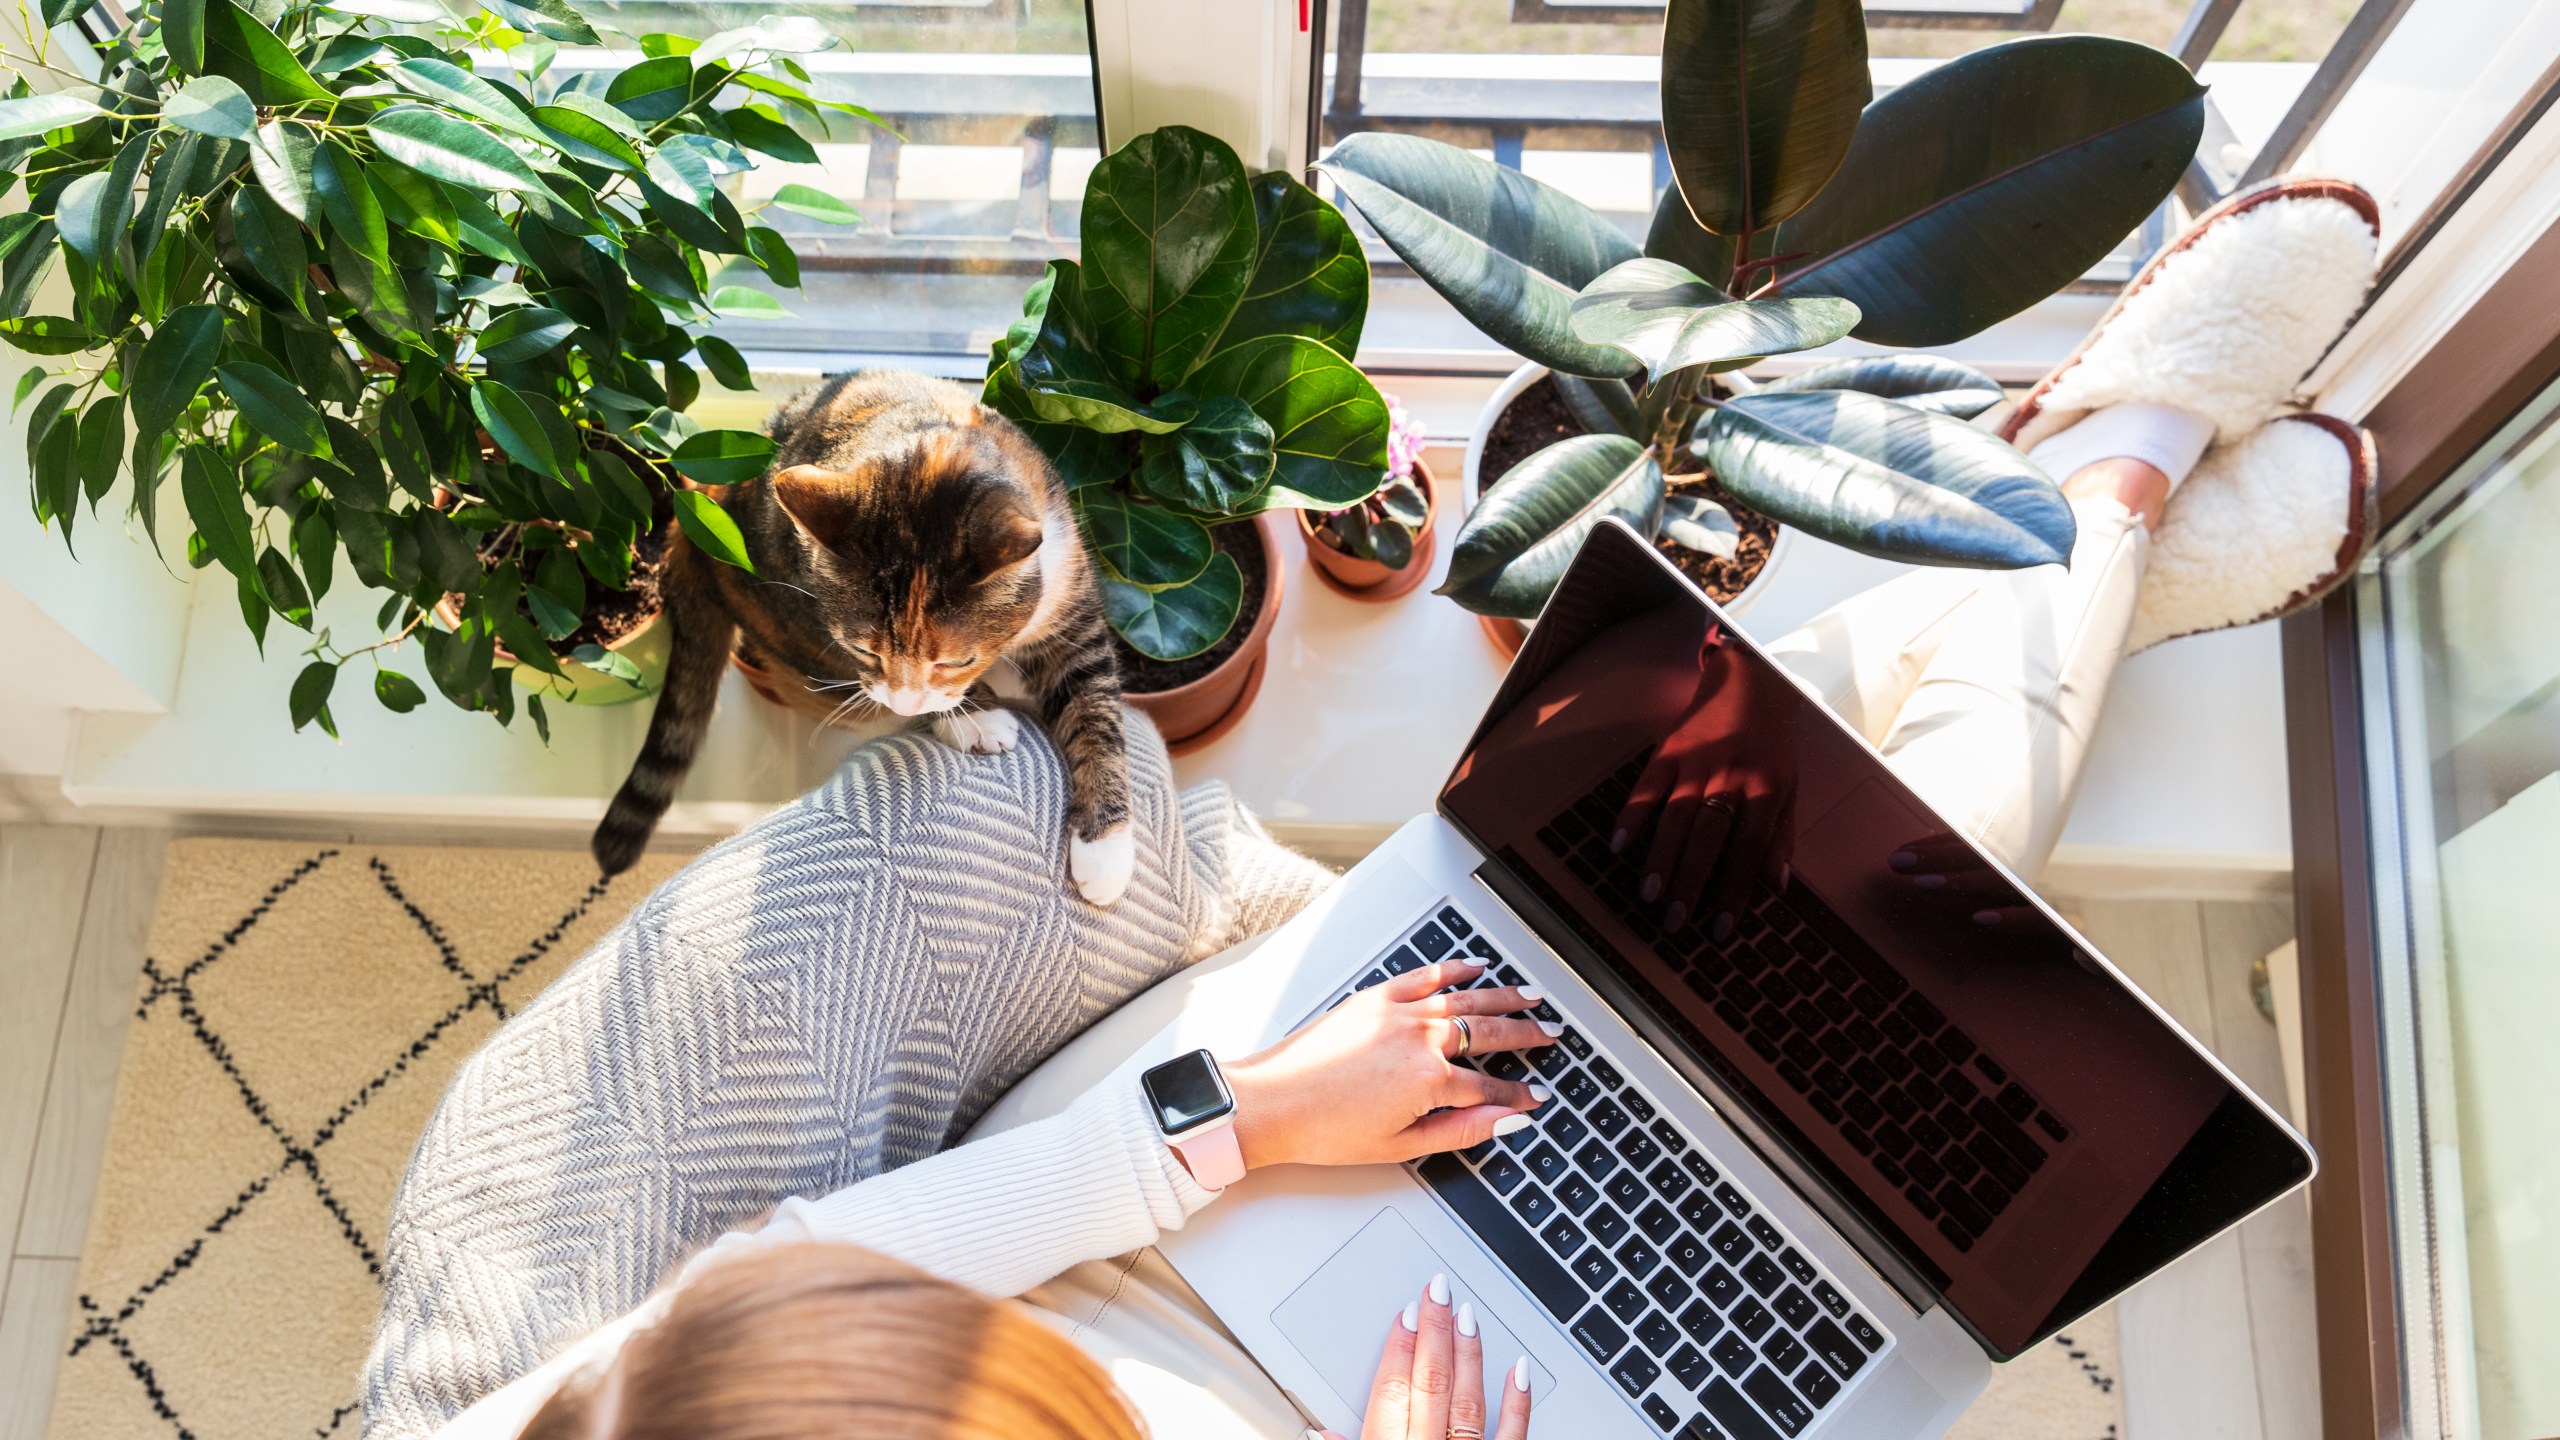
[521, 1243, 1144, 1440]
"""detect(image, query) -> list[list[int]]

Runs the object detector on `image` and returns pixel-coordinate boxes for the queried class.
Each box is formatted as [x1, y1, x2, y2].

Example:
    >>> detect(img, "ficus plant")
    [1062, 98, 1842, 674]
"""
[1, 0, 874, 736]
[1322, 0, 2206, 619]
[985, 124, 1389, 664]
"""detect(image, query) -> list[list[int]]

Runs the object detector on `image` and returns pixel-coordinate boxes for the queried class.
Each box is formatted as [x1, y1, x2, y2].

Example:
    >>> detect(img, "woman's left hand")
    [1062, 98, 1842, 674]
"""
[1224, 959, 1557, 1171]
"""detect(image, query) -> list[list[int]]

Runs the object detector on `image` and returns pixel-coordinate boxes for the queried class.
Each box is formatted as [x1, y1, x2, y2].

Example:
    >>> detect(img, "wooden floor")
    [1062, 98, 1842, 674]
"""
[0, 822, 2314, 1440]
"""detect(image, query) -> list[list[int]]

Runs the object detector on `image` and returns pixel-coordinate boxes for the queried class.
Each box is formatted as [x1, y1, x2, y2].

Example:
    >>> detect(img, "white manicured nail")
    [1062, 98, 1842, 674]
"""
[1457, 1301, 1478, 1337]
[1518, 985, 1547, 1002]
[1527, 1083, 1554, 1103]
[1428, 1272, 1450, 1306]
[1537, 1020, 1565, 1037]
[1491, 1113, 1533, 1137]
[1512, 1356, 1532, 1393]
[1400, 1301, 1420, 1332]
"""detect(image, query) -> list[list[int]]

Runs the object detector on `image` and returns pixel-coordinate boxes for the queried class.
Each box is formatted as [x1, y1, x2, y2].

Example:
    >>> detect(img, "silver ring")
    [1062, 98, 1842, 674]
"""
[1452, 1015, 1474, 1060]
[1449, 1428, 1485, 1440]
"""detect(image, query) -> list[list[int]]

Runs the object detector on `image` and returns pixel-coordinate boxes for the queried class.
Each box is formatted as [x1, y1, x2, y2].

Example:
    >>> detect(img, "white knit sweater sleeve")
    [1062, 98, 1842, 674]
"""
[427, 1079, 1220, 1440]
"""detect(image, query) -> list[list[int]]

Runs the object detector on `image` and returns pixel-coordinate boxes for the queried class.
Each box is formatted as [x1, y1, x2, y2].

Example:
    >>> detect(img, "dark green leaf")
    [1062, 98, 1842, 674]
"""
[76, 395, 121, 504]
[367, 105, 556, 197]
[490, 0, 598, 44]
[289, 660, 335, 733]
[370, 162, 459, 249]
[216, 362, 332, 457]
[203, 0, 332, 104]
[259, 544, 312, 627]
[312, 138, 389, 267]
[1102, 552, 1243, 661]
[378, 392, 434, 501]
[668, 428, 776, 485]
[723, 105, 817, 164]
[229, 186, 309, 318]
[249, 120, 316, 223]
[588, 448, 655, 525]
[1077, 125, 1255, 389]
[56, 139, 142, 268]
[1760, 354, 2004, 418]
[1660, 492, 1738, 557]
[1550, 373, 1641, 439]
[694, 335, 753, 390]
[1698, 390, 2075, 566]
[1642, 180, 1738, 286]
[1077, 485, 1212, 588]
[570, 641, 641, 684]
[338, 503, 418, 590]
[766, 181, 858, 225]
[1439, 433, 1662, 618]
[1570, 260, 1859, 377]
[1323, 132, 1640, 379]
[238, 574, 269, 652]
[0, 93, 101, 139]
[164, 75, 257, 141]
[1188, 334, 1389, 511]
[744, 225, 800, 287]
[390, 59, 549, 146]
[162, 0, 207, 73]
[1207, 170, 1366, 363]
[0, 316, 95, 354]
[179, 442, 257, 582]
[451, 191, 534, 266]
[33, 399, 77, 535]
[642, 177, 746, 254]
[1135, 394, 1275, 515]
[421, 614, 495, 708]
[1773, 35, 2206, 346]
[292, 505, 332, 601]
[479, 306, 576, 362]
[526, 691, 551, 742]
[534, 103, 644, 170]
[605, 55, 693, 121]
[670, 487, 754, 570]
[374, 667, 426, 712]
[1659, 0, 1868, 236]
[131, 305, 224, 447]
[411, 505, 480, 595]
[1014, 264, 1201, 435]
[533, 543, 585, 637]
[470, 380, 560, 478]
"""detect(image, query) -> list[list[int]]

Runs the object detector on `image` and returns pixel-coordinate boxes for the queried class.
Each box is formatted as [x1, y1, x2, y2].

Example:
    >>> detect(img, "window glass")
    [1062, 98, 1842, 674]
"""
[2362, 374, 2560, 1440]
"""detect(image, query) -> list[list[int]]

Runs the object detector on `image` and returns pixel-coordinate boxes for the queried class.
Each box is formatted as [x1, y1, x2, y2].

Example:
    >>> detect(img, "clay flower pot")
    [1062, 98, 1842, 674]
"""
[1297, 459, 1441, 602]
[1125, 510, 1288, 755]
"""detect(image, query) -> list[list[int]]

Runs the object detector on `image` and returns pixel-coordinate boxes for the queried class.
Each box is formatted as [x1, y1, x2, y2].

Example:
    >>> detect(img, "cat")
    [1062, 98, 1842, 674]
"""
[589, 370, 1135, 905]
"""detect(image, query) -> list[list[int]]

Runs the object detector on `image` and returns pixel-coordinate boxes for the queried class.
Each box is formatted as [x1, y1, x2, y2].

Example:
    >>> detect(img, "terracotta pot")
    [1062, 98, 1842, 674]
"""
[1125, 510, 1288, 755]
[1297, 459, 1441, 602]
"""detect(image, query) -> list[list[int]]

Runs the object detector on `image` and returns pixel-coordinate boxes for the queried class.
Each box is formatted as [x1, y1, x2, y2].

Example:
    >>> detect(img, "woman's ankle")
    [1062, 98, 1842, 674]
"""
[2061, 456, 2172, 530]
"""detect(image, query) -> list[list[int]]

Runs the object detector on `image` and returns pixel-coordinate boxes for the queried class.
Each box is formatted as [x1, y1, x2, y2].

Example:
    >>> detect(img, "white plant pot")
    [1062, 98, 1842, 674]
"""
[1460, 361, 1792, 623]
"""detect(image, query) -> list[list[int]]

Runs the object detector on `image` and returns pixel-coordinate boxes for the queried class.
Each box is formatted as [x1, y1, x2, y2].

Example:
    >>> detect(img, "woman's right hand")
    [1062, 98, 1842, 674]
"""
[1224, 959, 1556, 1171]
[1314, 1275, 1532, 1440]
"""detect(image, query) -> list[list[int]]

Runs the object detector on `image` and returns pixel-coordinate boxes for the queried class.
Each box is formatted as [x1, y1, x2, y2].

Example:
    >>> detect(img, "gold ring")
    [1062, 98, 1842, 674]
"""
[1452, 1015, 1474, 1060]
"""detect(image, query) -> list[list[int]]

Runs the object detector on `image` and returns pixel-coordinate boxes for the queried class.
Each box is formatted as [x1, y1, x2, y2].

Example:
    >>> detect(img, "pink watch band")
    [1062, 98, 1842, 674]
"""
[1169, 1116, 1246, 1190]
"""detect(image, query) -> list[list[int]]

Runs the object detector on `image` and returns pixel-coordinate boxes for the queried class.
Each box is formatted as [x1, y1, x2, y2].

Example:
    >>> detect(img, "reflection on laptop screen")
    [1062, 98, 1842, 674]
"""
[1437, 522, 2310, 1360]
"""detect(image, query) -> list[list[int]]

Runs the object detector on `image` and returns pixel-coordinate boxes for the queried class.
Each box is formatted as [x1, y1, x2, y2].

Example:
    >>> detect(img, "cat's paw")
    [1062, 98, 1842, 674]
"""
[1070, 826, 1135, 907]
[933, 707, 1021, 755]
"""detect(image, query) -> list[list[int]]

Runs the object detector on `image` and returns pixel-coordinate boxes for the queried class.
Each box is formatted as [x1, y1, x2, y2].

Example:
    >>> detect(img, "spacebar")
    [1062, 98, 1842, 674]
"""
[1415, 1153, 1585, 1322]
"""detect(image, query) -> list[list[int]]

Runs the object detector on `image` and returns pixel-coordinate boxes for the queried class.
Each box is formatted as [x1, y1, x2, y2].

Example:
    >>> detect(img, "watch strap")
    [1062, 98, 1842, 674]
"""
[1168, 1116, 1246, 1190]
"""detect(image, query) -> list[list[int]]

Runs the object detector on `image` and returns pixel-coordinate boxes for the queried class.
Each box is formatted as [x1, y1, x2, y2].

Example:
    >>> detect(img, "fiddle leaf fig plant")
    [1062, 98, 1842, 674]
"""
[1323, 1, 2204, 619]
[3, 0, 871, 734]
[986, 123, 1389, 662]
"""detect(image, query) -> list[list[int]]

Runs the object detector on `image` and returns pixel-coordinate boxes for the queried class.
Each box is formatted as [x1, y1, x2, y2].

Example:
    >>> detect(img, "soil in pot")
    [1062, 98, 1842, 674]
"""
[558, 517, 669, 651]
[1479, 377, 1778, 605]
[1112, 519, 1270, 692]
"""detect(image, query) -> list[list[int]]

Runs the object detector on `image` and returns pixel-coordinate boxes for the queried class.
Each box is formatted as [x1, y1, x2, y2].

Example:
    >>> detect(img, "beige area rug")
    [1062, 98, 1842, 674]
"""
[46, 836, 2124, 1440]
[45, 839, 678, 1440]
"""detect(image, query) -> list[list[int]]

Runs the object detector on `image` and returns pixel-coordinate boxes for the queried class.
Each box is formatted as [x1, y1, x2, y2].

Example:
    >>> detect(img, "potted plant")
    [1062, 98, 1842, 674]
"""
[1323, 5, 2207, 628]
[985, 123, 1390, 750]
[2, 0, 866, 736]
[1299, 391, 1437, 601]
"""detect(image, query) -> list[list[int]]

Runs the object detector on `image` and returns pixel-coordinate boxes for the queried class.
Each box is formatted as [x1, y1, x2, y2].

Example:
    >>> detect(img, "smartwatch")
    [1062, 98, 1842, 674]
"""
[1141, 1048, 1245, 1190]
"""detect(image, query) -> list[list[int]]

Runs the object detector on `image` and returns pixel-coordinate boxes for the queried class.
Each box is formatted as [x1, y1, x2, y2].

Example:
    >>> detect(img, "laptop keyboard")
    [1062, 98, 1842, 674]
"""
[1336, 904, 1891, 1439]
[1532, 757, 2074, 1256]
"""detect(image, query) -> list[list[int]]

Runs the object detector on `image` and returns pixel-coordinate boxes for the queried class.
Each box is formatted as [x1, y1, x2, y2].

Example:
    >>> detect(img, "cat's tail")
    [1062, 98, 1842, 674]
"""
[592, 541, 736, 876]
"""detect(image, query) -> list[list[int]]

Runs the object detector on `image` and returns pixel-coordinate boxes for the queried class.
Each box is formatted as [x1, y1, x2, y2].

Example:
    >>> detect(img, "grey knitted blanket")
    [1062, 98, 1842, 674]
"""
[361, 711, 1333, 1440]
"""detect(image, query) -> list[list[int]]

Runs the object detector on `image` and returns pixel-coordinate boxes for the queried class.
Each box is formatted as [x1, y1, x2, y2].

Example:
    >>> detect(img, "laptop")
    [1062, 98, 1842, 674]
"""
[1138, 518, 2315, 1440]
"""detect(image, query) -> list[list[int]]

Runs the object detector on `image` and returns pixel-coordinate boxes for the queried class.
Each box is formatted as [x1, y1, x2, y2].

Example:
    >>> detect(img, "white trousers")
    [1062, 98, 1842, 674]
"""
[1763, 496, 2149, 879]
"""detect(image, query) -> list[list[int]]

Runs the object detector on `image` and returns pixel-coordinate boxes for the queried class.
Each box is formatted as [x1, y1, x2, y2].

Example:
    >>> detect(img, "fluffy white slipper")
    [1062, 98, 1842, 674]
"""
[2004, 178, 2381, 454]
[2127, 412, 2377, 652]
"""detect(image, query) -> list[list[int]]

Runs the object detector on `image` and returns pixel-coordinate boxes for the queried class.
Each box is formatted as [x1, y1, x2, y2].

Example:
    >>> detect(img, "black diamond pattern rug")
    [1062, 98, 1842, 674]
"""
[45, 839, 678, 1440]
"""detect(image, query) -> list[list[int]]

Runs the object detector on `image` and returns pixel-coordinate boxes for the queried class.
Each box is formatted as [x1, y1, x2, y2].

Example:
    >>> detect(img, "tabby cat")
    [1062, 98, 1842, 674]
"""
[590, 370, 1134, 904]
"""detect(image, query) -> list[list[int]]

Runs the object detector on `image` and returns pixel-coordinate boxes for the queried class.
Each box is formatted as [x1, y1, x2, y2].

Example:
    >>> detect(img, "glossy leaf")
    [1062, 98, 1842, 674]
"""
[57, 139, 141, 267]
[745, 225, 799, 287]
[471, 381, 560, 478]
[369, 161, 459, 249]
[162, 0, 207, 72]
[165, 75, 257, 141]
[204, 0, 331, 104]
[1570, 259, 1858, 378]
[1760, 354, 2003, 418]
[1209, 170, 1366, 362]
[1077, 124, 1255, 389]
[1188, 334, 1388, 511]
[1323, 132, 1640, 379]
[375, 668, 426, 712]
[1135, 395, 1275, 515]
[76, 395, 122, 503]
[1642, 180, 1738, 288]
[480, 306, 576, 362]
[1078, 485, 1213, 588]
[290, 660, 336, 732]
[606, 55, 694, 121]
[724, 106, 818, 165]
[1016, 263, 1201, 435]
[131, 305, 224, 449]
[391, 59, 550, 147]
[669, 428, 778, 485]
[1697, 390, 2075, 567]
[217, 362, 332, 457]
[695, 334, 753, 390]
[259, 545, 313, 628]
[1660, 492, 1739, 557]
[179, 443, 256, 582]
[1439, 433, 1662, 618]
[368, 105, 556, 197]
[1550, 373, 1640, 440]
[313, 138, 390, 269]
[767, 182, 859, 226]
[708, 284, 786, 317]
[535, 103, 645, 170]
[0, 316, 96, 354]
[291, 506, 332, 600]
[1103, 551, 1243, 661]
[248, 120, 316, 223]
[671, 488, 755, 570]
[229, 186, 308, 317]
[490, 0, 598, 45]
[1659, 0, 1868, 235]
[0, 92, 100, 140]
[1773, 35, 2206, 346]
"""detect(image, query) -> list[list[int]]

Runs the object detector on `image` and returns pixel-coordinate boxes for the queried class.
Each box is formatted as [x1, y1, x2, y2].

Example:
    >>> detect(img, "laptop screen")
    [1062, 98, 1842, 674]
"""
[1437, 521, 2311, 1360]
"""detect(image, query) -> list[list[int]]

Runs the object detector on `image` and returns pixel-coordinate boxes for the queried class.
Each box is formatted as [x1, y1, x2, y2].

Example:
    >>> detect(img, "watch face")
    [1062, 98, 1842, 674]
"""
[1142, 1050, 1233, 1135]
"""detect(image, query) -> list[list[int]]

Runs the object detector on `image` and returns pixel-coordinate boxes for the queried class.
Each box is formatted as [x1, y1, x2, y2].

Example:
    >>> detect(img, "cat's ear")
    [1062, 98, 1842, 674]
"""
[972, 506, 1045, 576]
[770, 464, 863, 552]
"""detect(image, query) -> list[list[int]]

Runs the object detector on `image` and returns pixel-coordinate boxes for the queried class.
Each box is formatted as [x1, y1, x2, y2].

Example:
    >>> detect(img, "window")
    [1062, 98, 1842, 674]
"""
[2359, 372, 2560, 1440]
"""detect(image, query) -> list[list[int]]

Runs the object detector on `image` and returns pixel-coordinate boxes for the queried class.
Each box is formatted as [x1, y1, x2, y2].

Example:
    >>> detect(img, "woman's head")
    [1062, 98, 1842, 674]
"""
[523, 1243, 1143, 1440]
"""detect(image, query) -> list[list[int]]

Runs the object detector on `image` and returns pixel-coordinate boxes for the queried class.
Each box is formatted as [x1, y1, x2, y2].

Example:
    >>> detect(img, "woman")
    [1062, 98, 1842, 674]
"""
[379, 180, 2379, 1440]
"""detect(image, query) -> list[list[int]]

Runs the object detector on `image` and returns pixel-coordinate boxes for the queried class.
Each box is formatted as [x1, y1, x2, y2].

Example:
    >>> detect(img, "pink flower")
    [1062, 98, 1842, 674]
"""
[1382, 392, 1426, 482]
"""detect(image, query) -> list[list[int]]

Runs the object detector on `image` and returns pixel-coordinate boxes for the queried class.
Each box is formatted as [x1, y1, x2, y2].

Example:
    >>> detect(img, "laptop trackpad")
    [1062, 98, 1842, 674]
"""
[1271, 1207, 1557, 1423]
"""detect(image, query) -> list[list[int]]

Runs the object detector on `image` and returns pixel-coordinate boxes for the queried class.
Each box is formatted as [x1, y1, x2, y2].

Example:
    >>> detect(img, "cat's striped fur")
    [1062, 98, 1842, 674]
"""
[591, 370, 1134, 902]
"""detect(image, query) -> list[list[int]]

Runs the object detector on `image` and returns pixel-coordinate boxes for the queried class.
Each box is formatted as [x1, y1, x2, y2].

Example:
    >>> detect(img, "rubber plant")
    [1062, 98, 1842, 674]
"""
[1322, 0, 2206, 619]
[0, 0, 872, 736]
[985, 123, 1390, 663]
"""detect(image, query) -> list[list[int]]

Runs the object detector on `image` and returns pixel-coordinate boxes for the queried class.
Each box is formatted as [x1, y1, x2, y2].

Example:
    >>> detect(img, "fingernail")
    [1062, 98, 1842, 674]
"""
[1401, 1301, 1420, 1332]
[1610, 828, 1628, 854]
[1305, 1429, 1330, 1440]
[1428, 1272, 1450, 1306]
[1711, 911, 1736, 943]
[1536, 1020, 1565, 1037]
[1526, 1083, 1553, 1103]
[1914, 872, 1947, 889]
[1974, 908, 2003, 926]
[1640, 872, 1663, 902]
[1662, 901, 1687, 931]
[1889, 849, 1917, 871]
[1457, 1301, 1478, 1337]
[1518, 985, 1547, 1002]
[1512, 1356, 1532, 1393]
[1492, 1113, 1534, 1136]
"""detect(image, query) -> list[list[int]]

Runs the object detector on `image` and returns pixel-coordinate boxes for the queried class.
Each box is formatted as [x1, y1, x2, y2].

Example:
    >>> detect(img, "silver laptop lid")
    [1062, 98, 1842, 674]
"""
[1435, 518, 2312, 1362]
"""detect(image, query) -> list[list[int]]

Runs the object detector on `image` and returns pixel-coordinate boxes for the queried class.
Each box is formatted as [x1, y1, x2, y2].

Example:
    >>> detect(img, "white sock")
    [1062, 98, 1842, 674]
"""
[2026, 402, 2216, 494]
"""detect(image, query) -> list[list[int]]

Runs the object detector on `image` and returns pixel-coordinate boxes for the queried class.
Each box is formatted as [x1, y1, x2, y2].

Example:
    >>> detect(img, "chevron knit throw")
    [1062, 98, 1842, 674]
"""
[361, 711, 1334, 1440]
